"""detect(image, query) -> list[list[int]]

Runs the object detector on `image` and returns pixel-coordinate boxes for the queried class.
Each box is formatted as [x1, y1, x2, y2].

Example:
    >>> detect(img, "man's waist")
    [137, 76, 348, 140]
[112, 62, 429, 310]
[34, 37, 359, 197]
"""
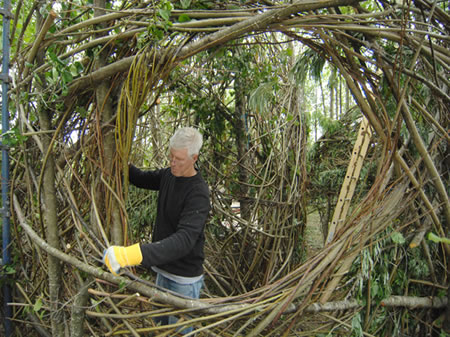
[152, 266, 203, 284]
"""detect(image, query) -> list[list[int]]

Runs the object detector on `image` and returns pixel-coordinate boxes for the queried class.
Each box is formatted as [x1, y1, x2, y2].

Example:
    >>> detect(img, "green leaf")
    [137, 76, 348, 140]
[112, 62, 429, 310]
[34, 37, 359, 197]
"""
[371, 279, 380, 298]
[62, 70, 73, 83]
[152, 27, 164, 40]
[1, 128, 28, 146]
[52, 67, 59, 81]
[351, 313, 363, 336]
[48, 50, 65, 67]
[33, 72, 43, 86]
[159, 8, 171, 21]
[33, 298, 43, 312]
[428, 232, 450, 244]
[178, 14, 191, 23]
[70, 63, 79, 77]
[391, 231, 405, 244]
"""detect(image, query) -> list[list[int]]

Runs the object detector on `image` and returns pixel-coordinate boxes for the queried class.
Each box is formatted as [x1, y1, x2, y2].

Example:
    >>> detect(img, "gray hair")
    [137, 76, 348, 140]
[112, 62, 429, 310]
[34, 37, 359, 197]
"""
[169, 127, 203, 157]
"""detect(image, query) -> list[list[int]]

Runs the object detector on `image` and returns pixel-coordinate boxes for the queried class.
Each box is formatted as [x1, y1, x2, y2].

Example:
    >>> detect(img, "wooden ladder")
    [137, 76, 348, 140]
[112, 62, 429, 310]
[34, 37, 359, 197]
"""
[326, 116, 373, 244]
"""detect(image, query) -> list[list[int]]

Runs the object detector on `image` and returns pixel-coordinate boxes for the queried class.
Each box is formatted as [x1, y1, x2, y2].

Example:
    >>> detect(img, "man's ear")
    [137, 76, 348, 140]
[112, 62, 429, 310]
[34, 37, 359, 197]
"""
[192, 154, 199, 163]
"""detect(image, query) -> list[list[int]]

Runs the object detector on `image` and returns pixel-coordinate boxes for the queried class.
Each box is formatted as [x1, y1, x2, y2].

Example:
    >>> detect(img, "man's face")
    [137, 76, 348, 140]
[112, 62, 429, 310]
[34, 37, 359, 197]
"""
[169, 147, 198, 177]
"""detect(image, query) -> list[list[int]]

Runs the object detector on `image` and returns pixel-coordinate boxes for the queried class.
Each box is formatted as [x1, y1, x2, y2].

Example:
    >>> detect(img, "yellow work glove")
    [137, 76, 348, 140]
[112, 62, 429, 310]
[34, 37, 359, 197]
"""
[102, 243, 143, 275]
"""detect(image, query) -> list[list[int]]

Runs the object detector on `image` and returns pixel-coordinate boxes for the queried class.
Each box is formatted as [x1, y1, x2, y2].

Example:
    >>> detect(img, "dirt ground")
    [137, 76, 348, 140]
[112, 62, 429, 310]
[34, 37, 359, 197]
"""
[304, 211, 324, 259]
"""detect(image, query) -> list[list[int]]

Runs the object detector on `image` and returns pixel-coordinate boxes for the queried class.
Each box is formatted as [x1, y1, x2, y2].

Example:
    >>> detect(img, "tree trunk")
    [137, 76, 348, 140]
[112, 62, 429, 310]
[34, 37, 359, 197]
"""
[234, 75, 251, 221]
[35, 8, 64, 337]
[93, 0, 123, 245]
[38, 112, 64, 337]
[330, 85, 335, 119]
[345, 84, 350, 113]
[70, 277, 91, 337]
[338, 78, 342, 118]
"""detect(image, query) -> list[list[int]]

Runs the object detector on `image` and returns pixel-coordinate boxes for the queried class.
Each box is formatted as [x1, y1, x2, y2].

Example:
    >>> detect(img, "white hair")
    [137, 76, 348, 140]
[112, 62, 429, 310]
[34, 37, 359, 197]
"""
[169, 127, 203, 157]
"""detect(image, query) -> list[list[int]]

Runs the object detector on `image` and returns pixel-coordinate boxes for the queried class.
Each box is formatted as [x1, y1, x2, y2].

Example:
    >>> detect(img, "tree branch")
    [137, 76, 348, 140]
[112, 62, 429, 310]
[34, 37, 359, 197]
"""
[12, 193, 248, 315]
[380, 296, 447, 309]
[66, 0, 362, 97]
[13, 192, 446, 321]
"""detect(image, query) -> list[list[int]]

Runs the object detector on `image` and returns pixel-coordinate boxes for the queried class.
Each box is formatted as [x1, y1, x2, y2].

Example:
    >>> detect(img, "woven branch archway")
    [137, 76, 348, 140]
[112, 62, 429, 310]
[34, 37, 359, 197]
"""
[8, 0, 449, 336]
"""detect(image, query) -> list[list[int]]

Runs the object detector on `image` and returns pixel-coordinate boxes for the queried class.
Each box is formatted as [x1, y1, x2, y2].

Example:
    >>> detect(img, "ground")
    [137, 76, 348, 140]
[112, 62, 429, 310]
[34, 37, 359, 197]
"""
[304, 211, 324, 259]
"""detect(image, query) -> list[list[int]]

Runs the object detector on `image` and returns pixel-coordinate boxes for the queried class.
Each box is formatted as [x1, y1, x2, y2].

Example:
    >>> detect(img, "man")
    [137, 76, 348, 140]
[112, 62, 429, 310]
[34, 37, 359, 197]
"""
[103, 127, 210, 334]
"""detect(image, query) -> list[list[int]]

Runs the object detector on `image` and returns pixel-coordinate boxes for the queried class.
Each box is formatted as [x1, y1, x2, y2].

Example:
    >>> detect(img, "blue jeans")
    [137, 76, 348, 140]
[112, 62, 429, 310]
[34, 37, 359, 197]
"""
[154, 273, 203, 335]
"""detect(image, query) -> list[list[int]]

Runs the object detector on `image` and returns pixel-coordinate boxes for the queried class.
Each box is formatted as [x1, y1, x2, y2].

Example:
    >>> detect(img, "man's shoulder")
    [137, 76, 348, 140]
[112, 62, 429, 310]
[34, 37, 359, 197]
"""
[193, 171, 209, 186]
[160, 167, 171, 175]
[191, 174, 210, 199]
[158, 167, 174, 184]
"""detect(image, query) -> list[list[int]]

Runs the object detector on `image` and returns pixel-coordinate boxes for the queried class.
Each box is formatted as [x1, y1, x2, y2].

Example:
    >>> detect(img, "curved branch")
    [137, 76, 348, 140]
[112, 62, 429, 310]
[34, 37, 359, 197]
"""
[12, 193, 250, 315]
[66, 0, 362, 97]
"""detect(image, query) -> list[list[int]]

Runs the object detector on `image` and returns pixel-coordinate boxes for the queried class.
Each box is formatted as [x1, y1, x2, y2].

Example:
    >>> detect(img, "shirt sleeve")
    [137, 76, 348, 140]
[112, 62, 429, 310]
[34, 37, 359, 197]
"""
[129, 165, 163, 190]
[140, 184, 210, 267]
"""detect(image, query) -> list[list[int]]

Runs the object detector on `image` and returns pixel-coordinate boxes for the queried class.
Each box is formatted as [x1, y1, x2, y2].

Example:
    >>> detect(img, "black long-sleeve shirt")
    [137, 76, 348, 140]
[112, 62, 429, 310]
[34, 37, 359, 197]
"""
[129, 165, 210, 277]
